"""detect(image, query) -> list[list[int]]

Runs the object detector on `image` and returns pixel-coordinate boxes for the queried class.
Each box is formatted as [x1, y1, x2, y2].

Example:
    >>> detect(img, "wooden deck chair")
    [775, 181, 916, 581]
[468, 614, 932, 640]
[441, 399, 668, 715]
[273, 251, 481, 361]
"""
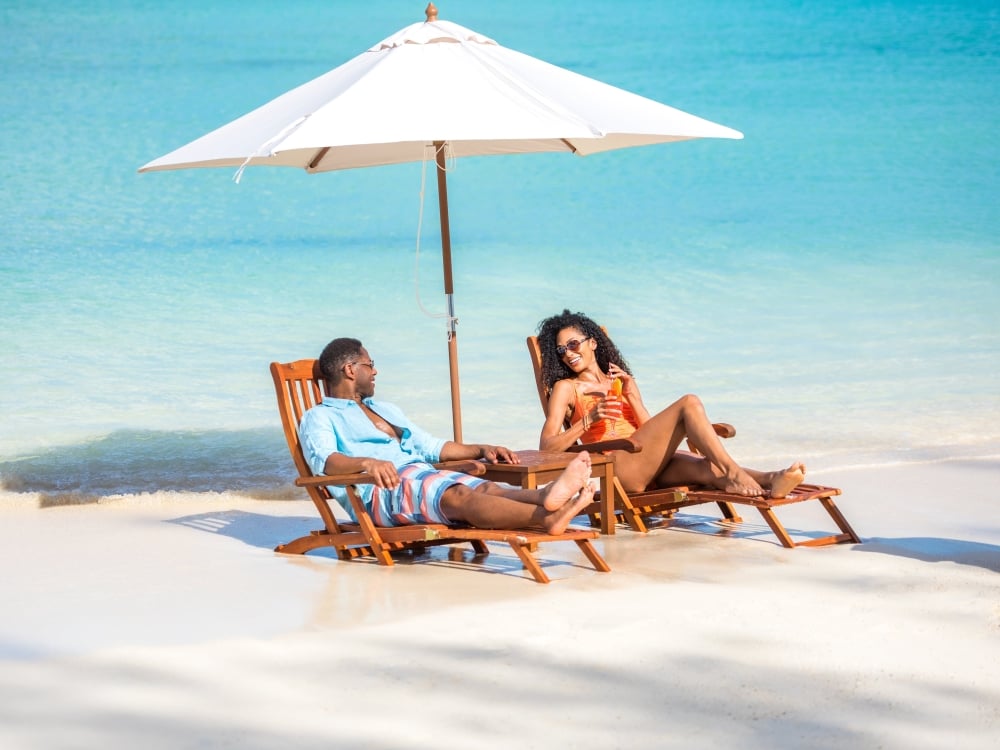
[526, 336, 861, 548]
[270, 359, 611, 583]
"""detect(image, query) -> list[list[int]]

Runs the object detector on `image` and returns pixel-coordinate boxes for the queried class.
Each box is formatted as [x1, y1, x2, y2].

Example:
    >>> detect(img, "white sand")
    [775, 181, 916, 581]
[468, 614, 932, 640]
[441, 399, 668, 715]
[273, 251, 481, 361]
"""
[1, 460, 998, 749]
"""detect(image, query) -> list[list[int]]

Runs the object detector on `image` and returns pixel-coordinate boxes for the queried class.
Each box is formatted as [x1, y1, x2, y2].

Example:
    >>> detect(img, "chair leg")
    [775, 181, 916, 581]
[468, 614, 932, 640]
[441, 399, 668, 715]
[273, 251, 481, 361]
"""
[620, 505, 649, 533]
[756, 507, 796, 549]
[353, 513, 395, 566]
[716, 501, 743, 523]
[575, 539, 611, 573]
[755, 497, 862, 548]
[275, 530, 372, 557]
[507, 541, 550, 584]
[820, 496, 862, 543]
[613, 479, 649, 533]
[344, 487, 396, 565]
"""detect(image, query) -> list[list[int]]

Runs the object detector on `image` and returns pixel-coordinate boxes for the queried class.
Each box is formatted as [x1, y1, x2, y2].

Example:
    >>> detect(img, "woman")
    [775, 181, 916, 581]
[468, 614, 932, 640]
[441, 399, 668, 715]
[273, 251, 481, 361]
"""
[536, 309, 805, 498]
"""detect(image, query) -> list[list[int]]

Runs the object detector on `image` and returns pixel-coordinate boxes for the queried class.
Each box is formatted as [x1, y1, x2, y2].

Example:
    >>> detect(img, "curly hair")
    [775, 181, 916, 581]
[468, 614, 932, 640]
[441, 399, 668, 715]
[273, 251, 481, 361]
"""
[318, 337, 364, 381]
[535, 310, 632, 393]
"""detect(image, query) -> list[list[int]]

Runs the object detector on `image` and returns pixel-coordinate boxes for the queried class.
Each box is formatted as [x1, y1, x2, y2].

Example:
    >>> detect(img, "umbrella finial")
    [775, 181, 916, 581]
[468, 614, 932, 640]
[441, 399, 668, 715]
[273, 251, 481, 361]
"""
[425, 3, 438, 22]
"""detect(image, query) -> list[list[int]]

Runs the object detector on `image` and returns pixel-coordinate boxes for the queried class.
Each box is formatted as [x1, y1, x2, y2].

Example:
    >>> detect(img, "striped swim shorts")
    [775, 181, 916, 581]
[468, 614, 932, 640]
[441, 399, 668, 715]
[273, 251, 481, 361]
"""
[368, 462, 488, 526]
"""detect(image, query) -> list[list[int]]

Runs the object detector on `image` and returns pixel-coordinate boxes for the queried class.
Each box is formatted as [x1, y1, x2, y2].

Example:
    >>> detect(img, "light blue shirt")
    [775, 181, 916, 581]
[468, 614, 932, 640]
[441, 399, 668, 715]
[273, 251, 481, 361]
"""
[298, 396, 447, 519]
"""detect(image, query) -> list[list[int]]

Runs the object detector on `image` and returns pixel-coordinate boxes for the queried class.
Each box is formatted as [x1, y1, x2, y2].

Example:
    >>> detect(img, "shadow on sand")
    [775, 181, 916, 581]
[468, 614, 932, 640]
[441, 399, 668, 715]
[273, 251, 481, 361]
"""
[853, 537, 1000, 573]
[3, 617, 997, 750]
[168, 508, 320, 551]
[167, 508, 592, 582]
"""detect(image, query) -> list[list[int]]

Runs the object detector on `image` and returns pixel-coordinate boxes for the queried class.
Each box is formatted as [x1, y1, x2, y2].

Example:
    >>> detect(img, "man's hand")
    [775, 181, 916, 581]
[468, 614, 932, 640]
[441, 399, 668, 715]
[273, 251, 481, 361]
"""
[480, 444, 520, 465]
[439, 441, 520, 465]
[360, 458, 400, 488]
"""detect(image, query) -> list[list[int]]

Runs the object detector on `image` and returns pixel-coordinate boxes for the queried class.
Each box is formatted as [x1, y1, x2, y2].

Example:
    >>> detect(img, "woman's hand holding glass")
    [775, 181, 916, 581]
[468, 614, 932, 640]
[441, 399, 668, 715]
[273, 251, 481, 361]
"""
[603, 372, 624, 436]
[594, 388, 623, 420]
[606, 363, 636, 399]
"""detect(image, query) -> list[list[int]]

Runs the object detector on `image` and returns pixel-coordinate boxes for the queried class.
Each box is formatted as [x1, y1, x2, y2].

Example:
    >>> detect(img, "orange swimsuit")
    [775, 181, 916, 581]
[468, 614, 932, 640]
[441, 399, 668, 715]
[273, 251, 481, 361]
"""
[570, 381, 639, 444]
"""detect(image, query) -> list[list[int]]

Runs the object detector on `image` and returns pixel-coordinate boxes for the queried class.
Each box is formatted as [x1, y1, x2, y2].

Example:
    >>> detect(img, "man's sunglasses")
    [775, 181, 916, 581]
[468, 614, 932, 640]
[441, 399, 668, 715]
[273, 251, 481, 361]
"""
[556, 337, 591, 357]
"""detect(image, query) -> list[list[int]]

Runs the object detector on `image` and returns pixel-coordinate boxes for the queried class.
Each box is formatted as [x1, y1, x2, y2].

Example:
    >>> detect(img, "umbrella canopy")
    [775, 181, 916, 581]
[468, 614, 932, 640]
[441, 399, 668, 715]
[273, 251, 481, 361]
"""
[140, 3, 742, 441]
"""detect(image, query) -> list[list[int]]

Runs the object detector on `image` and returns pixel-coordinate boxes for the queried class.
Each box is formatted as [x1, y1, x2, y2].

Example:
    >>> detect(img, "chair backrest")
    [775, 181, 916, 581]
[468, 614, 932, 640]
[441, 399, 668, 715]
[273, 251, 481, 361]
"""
[525, 335, 551, 416]
[526, 326, 610, 423]
[270, 359, 327, 472]
[271, 360, 352, 529]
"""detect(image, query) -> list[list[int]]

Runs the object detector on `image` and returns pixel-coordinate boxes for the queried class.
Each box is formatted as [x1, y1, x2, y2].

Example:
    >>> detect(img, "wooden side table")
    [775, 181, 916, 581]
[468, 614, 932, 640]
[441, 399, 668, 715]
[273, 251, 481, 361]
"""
[480, 450, 618, 535]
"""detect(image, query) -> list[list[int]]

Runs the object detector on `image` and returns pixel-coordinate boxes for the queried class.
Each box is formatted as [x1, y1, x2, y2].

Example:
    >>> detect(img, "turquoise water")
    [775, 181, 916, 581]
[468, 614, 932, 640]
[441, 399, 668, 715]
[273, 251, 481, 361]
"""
[1, 0, 998, 500]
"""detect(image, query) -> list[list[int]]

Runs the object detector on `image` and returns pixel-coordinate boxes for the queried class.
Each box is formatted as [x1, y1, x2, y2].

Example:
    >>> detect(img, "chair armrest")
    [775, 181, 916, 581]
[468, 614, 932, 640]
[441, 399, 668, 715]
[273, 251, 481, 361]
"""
[295, 459, 486, 490]
[567, 437, 641, 453]
[713, 423, 736, 439]
[295, 473, 377, 488]
[565, 429, 731, 454]
[685, 422, 737, 456]
[434, 460, 488, 476]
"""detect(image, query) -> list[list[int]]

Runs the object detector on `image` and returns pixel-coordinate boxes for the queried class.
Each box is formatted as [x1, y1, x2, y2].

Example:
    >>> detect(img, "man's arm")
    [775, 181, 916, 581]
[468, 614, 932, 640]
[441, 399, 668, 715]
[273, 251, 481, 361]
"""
[323, 452, 400, 488]
[438, 441, 520, 464]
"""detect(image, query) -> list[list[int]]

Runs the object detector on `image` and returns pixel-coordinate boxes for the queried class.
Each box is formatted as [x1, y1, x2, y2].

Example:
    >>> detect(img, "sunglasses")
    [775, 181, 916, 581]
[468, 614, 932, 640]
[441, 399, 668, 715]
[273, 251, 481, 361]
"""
[556, 336, 591, 357]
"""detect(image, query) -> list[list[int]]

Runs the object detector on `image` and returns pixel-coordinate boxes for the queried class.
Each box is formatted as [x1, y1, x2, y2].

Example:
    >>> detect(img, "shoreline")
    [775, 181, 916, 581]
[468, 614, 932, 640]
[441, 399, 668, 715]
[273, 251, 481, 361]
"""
[1, 461, 998, 748]
[2, 453, 999, 508]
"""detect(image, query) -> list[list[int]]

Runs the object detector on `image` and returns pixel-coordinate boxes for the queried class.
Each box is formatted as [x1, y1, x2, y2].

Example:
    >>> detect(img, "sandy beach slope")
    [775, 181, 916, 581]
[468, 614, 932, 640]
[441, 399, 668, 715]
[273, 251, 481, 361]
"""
[1, 460, 997, 749]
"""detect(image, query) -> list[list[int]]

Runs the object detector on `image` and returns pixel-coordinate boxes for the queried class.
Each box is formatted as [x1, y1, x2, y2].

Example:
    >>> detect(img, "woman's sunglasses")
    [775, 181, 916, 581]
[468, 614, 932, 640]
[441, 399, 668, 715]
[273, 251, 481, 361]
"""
[556, 336, 591, 357]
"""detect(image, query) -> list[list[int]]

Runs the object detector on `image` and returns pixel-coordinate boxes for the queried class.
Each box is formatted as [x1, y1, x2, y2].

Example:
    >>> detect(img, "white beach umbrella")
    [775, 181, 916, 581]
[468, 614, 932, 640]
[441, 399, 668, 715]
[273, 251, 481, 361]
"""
[140, 3, 742, 441]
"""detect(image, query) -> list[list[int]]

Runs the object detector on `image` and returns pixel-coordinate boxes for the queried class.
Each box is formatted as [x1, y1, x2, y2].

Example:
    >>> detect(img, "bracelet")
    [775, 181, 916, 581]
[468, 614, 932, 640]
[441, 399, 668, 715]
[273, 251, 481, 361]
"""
[582, 412, 591, 430]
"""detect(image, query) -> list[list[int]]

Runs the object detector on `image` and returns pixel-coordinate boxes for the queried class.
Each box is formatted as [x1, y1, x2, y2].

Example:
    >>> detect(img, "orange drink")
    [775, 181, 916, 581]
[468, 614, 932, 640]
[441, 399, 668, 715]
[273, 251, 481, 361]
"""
[606, 377, 623, 436]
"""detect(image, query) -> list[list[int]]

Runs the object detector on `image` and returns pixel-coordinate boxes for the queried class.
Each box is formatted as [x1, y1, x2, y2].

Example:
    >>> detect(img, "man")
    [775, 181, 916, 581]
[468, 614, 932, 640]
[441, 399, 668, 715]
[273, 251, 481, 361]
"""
[299, 337, 594, 534]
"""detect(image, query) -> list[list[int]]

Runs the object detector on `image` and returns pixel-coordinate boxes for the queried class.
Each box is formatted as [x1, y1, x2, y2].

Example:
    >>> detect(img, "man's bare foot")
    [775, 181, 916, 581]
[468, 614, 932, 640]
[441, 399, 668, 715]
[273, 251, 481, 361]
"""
[721, 467, 764, 497]
[768, 462, 806, 498]
[542, 451, 592, 510]
[543, 483, 595, 535]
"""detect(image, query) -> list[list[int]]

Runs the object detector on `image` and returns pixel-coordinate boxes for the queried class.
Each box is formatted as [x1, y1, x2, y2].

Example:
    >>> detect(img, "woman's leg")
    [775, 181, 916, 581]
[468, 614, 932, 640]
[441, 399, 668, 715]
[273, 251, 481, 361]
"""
[654, 451, 720, 488]
[613, 394, 765, 496]
[654, 453, 807, 498]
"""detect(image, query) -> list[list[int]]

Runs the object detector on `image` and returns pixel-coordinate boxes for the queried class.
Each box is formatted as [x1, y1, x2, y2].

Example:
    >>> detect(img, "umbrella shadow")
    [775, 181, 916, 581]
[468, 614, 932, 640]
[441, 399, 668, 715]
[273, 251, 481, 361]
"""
[853, 536, 1000, 573]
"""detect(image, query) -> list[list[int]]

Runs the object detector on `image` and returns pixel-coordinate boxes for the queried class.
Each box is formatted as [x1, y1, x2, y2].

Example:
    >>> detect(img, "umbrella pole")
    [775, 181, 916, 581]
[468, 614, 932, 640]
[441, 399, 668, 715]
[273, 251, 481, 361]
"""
[434, 141, 463, 443]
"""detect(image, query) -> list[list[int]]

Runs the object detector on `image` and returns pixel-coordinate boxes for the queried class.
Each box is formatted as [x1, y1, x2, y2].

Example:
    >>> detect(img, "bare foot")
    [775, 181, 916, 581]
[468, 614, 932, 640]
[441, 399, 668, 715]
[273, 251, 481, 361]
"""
[542, 451, 592, 510]
[721, 467, 764, 497]
[768, 462, 806, 498]
[543, 483, 595, 535]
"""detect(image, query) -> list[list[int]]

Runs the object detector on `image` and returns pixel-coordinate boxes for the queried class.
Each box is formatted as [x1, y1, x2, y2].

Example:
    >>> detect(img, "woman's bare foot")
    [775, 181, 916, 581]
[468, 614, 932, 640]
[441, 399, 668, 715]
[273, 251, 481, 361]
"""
[543, 483, 595, 535]
[542, 451, 592, 510]
[767, 462, 806, 498]
[721, 467, 764, 497]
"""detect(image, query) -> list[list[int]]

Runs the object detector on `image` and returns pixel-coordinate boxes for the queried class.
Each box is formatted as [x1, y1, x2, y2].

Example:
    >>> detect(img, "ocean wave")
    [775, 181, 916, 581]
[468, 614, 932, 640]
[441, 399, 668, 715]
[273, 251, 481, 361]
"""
[0, 428, 299, 506]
